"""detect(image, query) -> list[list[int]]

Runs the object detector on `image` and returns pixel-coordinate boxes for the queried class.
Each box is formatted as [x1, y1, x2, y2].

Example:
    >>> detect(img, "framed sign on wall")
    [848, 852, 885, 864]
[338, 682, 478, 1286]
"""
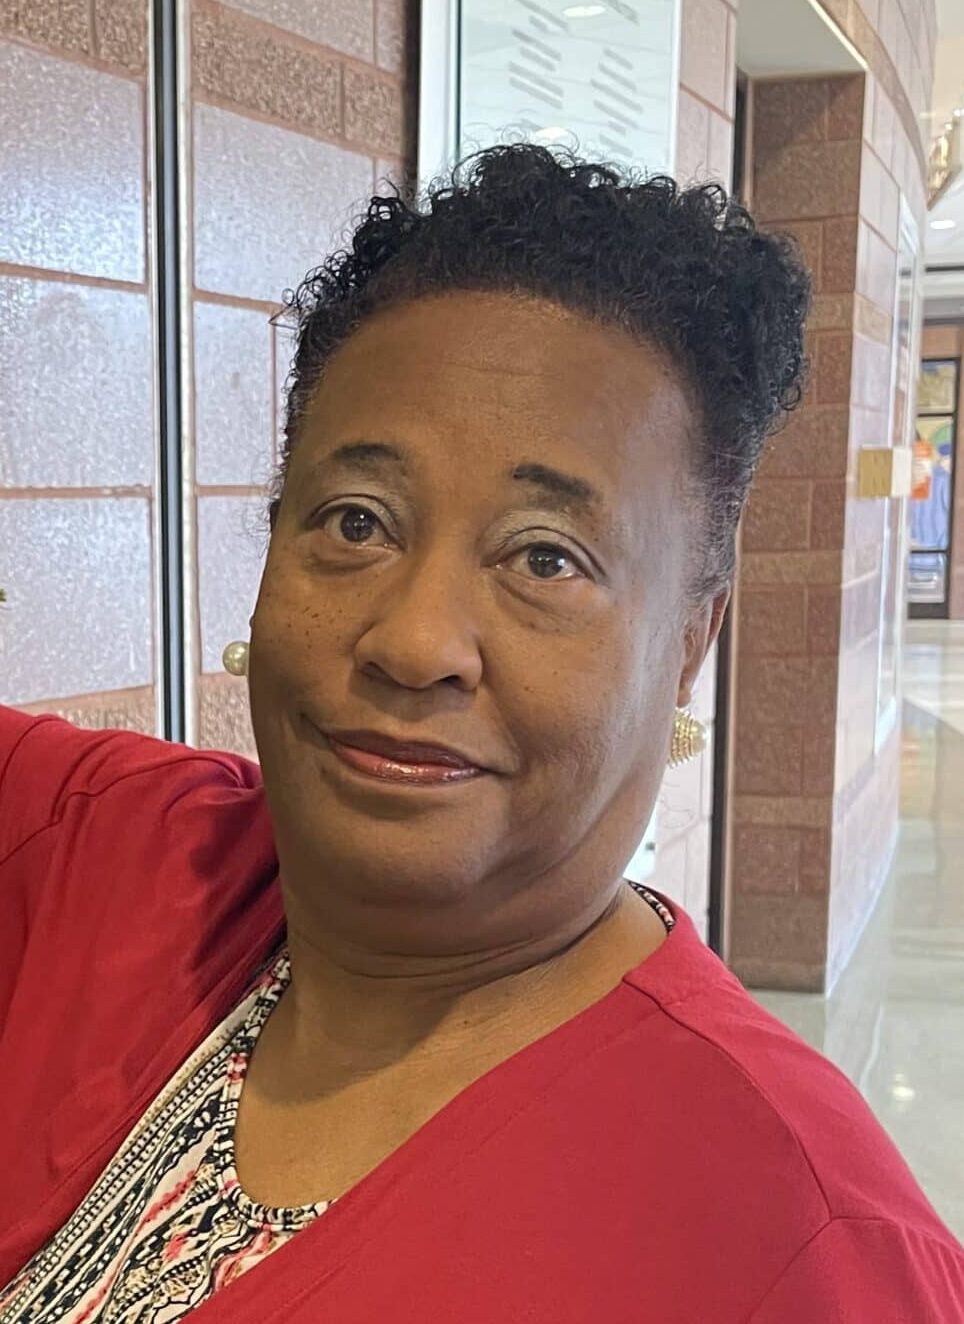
[419, 0, 681, 183]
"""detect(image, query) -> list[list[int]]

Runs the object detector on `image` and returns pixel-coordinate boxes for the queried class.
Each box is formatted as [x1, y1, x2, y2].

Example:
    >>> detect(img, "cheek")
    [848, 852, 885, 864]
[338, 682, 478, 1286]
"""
[250, 553, 355, 698]
[507, 612, 679, 787]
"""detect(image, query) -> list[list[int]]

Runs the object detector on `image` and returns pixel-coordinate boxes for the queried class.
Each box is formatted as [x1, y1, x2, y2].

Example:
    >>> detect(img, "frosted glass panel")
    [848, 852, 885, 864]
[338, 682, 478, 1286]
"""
[0, 41, 145, 282]
[194, 301, 274, 486]
[197, 496, 267, 673]
[0, 499, 153, 704]
[459, 0, 679, 173]
[0, 278, 154, 488]
[194, 104, 373, 303]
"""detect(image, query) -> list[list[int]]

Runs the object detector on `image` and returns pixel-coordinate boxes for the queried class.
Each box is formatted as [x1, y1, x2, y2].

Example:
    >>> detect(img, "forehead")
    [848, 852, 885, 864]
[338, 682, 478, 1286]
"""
[293, 292, 695, 494]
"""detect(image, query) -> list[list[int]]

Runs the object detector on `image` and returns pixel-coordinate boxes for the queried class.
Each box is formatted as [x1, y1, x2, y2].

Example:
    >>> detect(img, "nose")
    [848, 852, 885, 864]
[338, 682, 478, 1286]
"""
[353, 548, 484, 693]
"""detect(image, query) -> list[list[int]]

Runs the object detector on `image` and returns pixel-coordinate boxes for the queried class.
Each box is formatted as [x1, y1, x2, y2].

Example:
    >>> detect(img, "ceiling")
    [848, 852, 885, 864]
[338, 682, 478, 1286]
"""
[936, 0, 964, 41]
[725, 0, 960, 315]
[924, 4, 964, 319]
[736, 0, 864, 77]
[924, 165, 964, 319]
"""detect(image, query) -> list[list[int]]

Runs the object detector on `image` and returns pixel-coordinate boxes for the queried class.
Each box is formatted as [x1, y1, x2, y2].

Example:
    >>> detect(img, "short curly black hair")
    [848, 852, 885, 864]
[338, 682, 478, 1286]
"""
[278, 144, 811, 596]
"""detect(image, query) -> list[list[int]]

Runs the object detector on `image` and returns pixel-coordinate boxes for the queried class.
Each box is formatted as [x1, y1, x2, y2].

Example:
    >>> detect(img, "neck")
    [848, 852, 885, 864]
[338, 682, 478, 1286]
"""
[271, 878, 665, 1088]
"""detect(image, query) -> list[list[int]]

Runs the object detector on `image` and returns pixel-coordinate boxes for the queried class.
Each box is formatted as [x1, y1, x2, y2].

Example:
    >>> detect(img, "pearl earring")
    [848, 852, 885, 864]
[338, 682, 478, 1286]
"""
[222, 640, 250, 677]
[669, 708, 706, 767]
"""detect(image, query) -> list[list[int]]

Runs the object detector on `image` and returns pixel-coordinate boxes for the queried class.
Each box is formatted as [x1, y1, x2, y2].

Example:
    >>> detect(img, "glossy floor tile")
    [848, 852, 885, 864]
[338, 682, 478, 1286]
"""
[756, 620, 964, 1238]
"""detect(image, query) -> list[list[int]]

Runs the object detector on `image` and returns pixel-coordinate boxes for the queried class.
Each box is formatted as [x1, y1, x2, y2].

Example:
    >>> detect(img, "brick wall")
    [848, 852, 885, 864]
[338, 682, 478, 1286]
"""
[647, 0, 736, 938]
[676, 0, 737, 185]
[0, 2, 158, 732]
[0, 0, 415, 750]
[727, 0, 937, 991]
[190, 0, 416, 758]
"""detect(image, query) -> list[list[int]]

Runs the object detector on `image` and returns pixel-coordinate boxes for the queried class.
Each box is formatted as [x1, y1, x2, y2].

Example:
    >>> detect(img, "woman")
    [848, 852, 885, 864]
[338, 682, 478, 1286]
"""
[1, 146, 961, 1321]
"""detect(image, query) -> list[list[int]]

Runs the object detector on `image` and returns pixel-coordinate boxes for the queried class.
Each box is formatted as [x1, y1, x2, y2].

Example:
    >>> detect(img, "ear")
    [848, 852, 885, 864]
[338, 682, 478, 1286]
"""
[677, 590, 730, 708]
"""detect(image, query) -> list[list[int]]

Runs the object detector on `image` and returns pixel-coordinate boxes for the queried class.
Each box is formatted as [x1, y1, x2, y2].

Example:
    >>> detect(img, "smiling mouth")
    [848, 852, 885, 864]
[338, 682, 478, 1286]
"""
[323, 735, 487, 787]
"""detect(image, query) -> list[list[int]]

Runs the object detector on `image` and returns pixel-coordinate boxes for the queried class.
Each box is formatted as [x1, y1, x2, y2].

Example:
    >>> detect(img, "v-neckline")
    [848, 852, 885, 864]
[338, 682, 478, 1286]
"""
[189, 891, 693, 1322]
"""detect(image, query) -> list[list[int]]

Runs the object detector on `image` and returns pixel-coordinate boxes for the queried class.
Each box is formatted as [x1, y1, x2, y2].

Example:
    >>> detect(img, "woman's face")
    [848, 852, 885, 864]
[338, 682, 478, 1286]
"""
[250, 292, 721, 952]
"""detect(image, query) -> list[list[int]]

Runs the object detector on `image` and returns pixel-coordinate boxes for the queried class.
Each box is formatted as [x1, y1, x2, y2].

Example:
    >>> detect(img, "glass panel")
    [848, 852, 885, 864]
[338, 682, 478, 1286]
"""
[196, 495, 267, 675]
[0, 24, 157, 734]
[458, 0, 680, 174]
[188, 0, 391, 755]
[876, 209, 919, 743]
[193, 103, 372, 304]
[0, 41, 145, 282]
[908, 355, 958, 611]
[193, 301, 275, 488]
[0, 278, 154, 488]
[0, 498, 153, 705]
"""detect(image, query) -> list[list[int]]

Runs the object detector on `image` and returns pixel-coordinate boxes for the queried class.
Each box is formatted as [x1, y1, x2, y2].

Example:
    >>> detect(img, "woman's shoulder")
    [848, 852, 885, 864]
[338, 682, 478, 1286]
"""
[0, 704, 262, 863]
[621, 918, 957, 1252]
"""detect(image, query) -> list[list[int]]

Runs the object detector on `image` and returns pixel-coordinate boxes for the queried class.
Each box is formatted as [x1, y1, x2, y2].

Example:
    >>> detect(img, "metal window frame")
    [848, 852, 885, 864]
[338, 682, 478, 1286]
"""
[148, 0, 197, 743]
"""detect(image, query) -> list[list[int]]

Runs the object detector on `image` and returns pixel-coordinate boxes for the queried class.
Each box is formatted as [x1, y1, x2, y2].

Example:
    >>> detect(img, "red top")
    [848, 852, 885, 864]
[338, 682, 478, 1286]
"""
[1, 705, 962, 1323]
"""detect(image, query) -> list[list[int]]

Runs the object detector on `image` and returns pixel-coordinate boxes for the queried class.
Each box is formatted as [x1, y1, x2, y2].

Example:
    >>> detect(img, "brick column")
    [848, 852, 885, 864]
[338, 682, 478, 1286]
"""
[728, 75, 865, 991]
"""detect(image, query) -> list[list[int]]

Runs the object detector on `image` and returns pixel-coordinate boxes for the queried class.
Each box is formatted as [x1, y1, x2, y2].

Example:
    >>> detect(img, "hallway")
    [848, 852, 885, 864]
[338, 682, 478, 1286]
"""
[756, 622, 964, 1237]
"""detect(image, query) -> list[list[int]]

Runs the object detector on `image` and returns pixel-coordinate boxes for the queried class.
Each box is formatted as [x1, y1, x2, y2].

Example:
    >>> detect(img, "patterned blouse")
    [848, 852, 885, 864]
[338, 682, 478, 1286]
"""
[0, 885, 674, 1322]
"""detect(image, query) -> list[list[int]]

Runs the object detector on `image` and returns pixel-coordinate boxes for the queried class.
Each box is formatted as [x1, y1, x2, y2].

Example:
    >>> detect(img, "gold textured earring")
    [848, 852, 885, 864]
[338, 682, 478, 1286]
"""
[222, 640, 250, 677]
[669, 708, 707, 767]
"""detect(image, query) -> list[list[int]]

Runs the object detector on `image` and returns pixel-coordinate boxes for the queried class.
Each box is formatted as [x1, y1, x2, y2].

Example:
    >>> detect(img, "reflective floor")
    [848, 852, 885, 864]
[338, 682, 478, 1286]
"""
[756, 620, 964, 1238]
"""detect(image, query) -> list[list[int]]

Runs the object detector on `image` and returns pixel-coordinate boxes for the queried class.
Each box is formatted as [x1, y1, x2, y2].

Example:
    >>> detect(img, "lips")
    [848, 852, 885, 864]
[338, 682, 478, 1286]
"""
[322, 728, 488, 785]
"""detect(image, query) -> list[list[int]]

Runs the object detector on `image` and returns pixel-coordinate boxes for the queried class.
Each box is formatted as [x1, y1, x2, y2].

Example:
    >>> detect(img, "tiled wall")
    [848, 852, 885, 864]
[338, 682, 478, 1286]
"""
[0, 0, 414, 747]
[920, 324, 964, 621]
[0, 5, 158, 733]
[191, 0, 415, 759]
[728, 0, 937, 991]
[730, 73, 865, 990]
[676, 0, 737, 186]
[647, 0, 736, 938]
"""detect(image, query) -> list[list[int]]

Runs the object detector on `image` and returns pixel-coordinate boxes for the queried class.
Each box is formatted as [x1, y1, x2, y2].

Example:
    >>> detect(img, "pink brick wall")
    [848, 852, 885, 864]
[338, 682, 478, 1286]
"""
[727, 0, 937, 990]
[676, 0, 737, 186]
[645, 0, 736, 939]
[0, 3, 158, 732]
[0, 0, 415, 751]
[189, 0, 415, 759]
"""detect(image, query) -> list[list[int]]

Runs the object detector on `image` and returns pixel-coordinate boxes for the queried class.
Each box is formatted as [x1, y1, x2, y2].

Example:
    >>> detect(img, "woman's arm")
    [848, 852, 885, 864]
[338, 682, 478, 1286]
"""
[0, 707, 268, 1025]
[0, 706, 141, 862]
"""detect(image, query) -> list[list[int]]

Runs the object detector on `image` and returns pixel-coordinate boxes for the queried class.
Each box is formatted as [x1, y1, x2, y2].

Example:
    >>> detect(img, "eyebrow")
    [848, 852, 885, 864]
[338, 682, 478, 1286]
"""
[321, 441, 408, 475]
[311, 445, 599, 513]
[511, 462, 600, 512]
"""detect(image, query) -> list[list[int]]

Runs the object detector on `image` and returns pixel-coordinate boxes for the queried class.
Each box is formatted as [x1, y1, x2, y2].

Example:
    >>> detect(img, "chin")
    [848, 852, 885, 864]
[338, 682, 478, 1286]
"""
[280, 780, 507, 907]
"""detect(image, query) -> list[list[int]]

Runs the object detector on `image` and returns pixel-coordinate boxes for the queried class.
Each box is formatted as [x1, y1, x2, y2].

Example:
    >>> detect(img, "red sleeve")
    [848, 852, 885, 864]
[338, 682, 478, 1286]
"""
[747, 1218, 964, 1322]
[0, 705, 92, 859]
[0, 705, 268, 1024]
[0, 704, 260, 863]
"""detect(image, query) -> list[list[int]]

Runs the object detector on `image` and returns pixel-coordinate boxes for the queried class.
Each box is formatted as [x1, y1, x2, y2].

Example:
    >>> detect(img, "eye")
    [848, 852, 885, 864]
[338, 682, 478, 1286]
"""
[317, 504, 393, 548]
[507, 543, 586, 582]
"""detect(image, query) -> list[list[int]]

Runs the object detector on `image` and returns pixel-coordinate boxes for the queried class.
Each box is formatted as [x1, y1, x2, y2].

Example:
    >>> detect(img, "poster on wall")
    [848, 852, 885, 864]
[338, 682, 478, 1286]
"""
[910, 416, 954, 553]
[917, 359, 958, 413]
[458, 0, 680, 175]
